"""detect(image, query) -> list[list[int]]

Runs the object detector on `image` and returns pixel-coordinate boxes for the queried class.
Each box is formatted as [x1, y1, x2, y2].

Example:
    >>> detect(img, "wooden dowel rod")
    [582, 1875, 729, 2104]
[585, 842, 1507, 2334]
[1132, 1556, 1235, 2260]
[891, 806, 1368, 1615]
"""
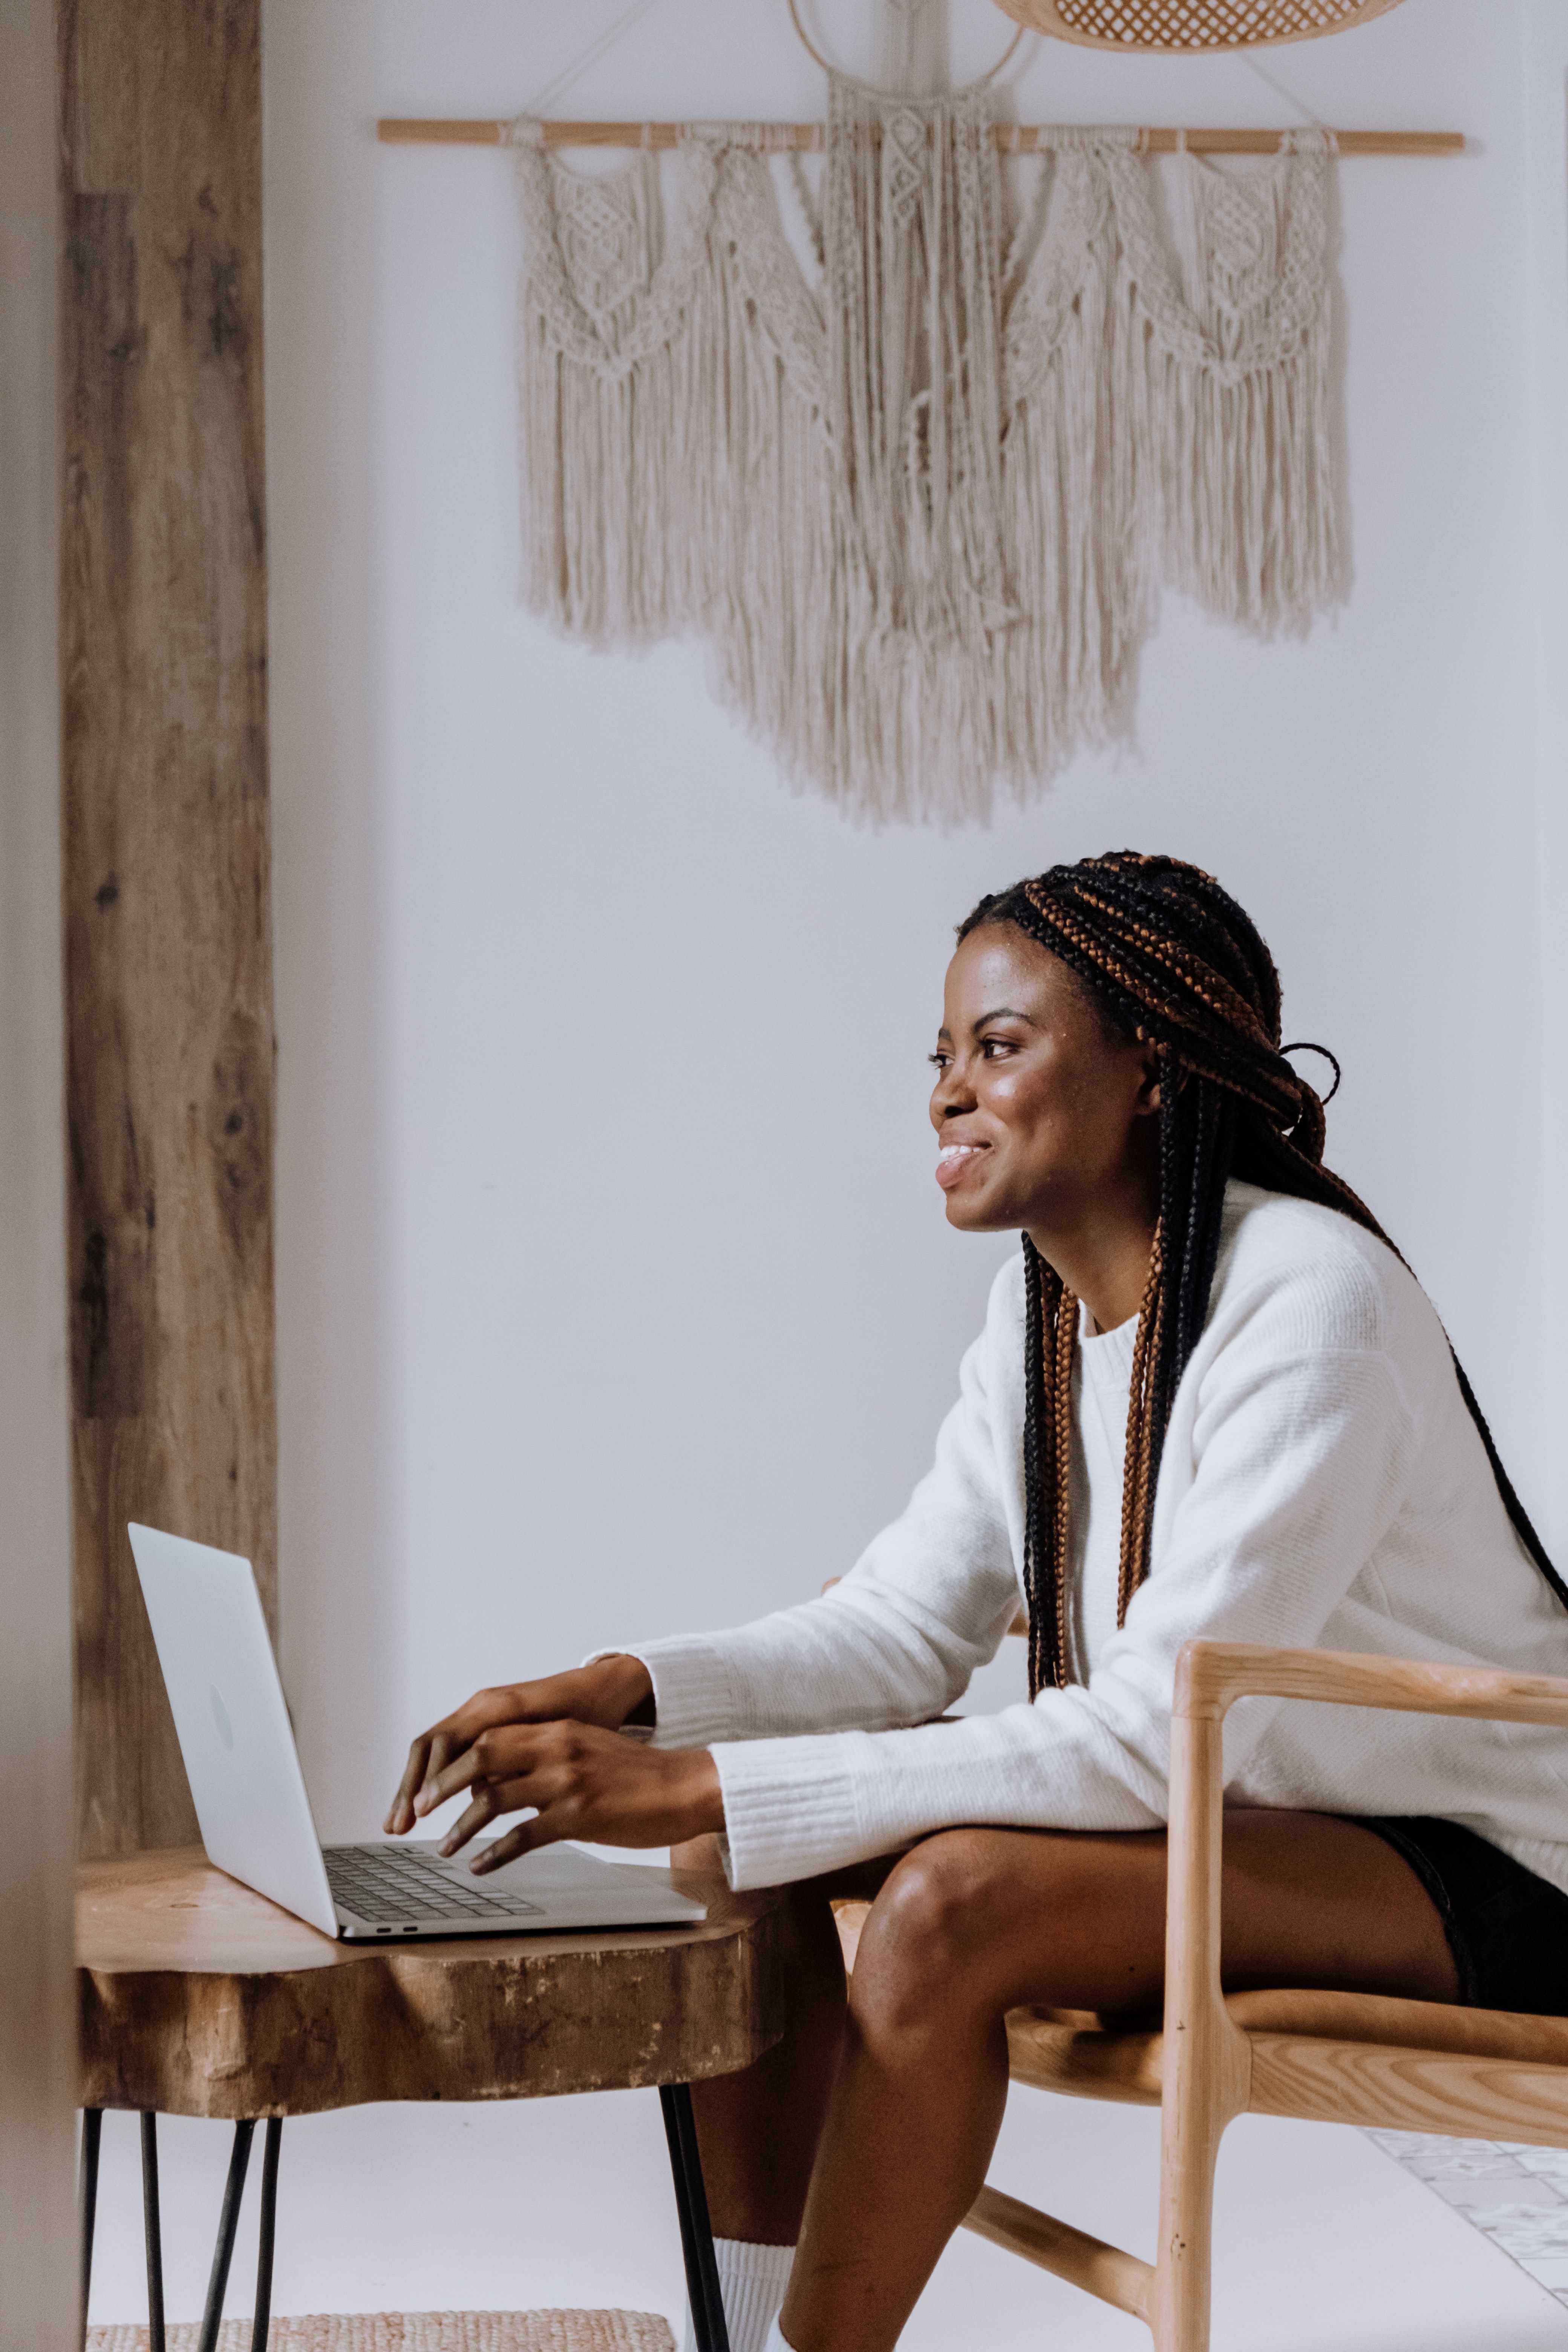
[963, 2184, 1153, 2321]
[377, 118, 1464, 156]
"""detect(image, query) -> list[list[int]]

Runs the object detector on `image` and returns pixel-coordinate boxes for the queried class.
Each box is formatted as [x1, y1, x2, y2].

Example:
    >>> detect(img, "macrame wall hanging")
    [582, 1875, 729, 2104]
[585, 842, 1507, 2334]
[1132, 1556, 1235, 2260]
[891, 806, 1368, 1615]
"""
[381, 0, 1456, 827]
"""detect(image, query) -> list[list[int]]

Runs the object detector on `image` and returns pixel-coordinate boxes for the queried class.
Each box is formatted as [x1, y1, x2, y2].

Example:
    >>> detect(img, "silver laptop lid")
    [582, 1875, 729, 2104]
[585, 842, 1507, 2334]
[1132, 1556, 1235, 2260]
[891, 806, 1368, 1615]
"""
[127, 1524, 340, 1939]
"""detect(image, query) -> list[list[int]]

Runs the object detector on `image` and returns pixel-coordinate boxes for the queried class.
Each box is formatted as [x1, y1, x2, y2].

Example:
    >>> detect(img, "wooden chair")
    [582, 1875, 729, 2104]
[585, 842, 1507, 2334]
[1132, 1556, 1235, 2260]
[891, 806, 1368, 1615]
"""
[952, 1639, 1568, 2352]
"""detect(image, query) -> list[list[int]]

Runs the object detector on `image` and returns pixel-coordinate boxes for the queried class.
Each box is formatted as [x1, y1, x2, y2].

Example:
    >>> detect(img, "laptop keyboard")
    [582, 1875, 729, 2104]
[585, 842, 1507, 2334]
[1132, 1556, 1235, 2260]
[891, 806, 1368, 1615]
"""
[323, 1844, 545, 1923]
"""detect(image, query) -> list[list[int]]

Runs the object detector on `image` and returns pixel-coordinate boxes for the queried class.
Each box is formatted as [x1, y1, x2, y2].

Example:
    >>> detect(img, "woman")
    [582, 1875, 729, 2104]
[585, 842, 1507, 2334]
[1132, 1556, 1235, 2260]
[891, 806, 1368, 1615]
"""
[387, 853, 1568, 2352]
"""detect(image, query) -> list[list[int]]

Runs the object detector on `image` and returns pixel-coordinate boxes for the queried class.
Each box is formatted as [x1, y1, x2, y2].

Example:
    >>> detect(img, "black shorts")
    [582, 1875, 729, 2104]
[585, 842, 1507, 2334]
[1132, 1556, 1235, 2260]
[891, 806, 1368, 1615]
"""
[1355, 1814, 1568, 2017]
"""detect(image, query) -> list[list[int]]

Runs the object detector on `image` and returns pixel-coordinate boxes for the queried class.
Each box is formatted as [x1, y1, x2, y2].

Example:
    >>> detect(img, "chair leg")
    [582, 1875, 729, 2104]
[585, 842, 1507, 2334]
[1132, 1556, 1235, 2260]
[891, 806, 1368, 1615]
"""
[79, 2109, 104, 2352]
[141, 2114, 167, 2352]
[252, 2118, 283, 2352]
[197, 2119, 257, 2352]
[1148, 2103, 1225, 2352]
[659, 2083, 731, 2352]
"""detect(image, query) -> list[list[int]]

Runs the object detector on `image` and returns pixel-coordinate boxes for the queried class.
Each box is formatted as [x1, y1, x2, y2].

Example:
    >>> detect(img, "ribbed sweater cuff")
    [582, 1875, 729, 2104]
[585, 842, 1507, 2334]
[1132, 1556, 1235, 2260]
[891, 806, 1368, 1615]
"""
[710, 1733, 869, 1889]
[583, 1631, 739, 1750]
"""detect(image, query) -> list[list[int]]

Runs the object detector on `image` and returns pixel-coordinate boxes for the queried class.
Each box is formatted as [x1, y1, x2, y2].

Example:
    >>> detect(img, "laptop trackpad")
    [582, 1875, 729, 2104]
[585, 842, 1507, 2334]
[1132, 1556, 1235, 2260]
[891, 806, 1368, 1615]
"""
[464, 1841, 708, 1926]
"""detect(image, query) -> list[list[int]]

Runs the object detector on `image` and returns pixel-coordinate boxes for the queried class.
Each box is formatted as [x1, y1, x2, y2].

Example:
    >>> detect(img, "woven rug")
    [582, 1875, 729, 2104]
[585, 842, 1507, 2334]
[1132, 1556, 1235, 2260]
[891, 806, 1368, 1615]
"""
[88, 2316, 675, 2351]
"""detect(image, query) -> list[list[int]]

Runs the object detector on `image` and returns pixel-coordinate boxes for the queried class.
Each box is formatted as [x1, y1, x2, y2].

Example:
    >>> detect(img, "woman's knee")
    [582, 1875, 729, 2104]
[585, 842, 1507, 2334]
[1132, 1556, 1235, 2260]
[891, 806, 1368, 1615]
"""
[849, 1831, 1016, 2027]
[846, 1826, 1172, 2025]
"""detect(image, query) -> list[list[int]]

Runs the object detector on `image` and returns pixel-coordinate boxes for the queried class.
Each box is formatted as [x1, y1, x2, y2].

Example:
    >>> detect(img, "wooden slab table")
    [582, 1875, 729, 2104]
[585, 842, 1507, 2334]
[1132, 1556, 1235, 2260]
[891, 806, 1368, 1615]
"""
[77, 1849, 784, 2352]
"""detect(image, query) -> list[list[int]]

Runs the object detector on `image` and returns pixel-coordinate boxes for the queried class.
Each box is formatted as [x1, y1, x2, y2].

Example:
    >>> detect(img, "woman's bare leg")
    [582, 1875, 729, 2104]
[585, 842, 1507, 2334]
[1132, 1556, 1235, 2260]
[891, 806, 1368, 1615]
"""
[678, 1839, 900, 2244]
[686, 1813, 1457, 2352]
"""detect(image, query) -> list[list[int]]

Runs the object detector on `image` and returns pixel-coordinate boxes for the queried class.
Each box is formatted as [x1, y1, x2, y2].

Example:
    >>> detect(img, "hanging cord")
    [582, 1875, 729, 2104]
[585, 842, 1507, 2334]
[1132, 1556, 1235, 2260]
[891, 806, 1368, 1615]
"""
[516, 0, 668, 122]
[785, 0, 1027, 92]
[1239, 53, 1331, 132]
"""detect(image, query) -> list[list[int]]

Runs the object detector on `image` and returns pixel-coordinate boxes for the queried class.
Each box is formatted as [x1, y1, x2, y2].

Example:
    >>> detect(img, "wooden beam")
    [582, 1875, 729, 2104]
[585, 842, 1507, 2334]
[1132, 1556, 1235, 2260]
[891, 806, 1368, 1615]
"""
[0, 0, 78, 2329]
[377, 118, 1465, 156]
[60, 0, 276, 1857]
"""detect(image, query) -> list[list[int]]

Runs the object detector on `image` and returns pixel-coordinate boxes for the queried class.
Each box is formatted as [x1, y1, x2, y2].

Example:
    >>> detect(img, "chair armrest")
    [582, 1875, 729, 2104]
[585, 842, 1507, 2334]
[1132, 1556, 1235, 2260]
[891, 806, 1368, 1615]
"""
[1174, 1638, 1568, 1733]
[1161, 1637, 1568, 2138]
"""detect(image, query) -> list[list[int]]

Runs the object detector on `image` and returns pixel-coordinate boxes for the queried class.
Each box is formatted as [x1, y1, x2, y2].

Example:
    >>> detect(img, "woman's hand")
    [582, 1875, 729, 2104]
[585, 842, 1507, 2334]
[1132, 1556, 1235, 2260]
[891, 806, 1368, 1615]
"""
[383, 1655, 654, 1836]
[416, 1722, 724, 1872]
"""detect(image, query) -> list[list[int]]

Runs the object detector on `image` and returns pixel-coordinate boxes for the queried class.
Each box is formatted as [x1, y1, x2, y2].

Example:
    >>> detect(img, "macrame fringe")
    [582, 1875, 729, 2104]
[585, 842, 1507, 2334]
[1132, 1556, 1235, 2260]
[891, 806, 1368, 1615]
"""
[511, 101, 1340, 825]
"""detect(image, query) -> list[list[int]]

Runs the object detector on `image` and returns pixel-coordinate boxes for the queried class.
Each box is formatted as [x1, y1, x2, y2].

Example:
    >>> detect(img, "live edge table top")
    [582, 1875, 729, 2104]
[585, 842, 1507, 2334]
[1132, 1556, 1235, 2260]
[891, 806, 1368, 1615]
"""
[78, 1847, 784, 2120]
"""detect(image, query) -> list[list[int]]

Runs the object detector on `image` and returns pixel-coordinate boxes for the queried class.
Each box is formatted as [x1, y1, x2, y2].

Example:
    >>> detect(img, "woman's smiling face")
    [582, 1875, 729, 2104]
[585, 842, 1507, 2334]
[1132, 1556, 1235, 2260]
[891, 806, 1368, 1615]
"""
[928, 922, 1161, 1243]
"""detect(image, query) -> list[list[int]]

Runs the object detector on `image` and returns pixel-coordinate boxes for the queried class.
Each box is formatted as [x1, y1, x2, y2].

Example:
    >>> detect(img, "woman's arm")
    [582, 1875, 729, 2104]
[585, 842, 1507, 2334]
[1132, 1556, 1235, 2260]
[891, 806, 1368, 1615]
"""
[707, 1340, 1421, 1887]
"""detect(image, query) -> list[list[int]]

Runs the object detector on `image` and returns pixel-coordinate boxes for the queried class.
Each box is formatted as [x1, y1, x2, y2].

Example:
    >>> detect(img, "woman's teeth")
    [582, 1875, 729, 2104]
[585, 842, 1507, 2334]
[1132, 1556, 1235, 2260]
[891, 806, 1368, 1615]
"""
[936, 1142, 989, 1189]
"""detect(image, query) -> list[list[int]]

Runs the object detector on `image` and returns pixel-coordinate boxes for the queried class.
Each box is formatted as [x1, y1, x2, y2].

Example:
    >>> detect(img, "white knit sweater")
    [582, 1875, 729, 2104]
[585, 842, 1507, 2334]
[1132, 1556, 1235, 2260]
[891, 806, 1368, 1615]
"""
[613, 1184, 1568, 1894]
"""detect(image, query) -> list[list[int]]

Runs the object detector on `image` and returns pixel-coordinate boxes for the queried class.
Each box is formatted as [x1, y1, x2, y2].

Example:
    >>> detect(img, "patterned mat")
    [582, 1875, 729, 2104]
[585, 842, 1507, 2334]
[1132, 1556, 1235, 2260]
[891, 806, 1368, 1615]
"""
[1370, 2132, 1568, 2307]
[87, 2316, 675, 2352]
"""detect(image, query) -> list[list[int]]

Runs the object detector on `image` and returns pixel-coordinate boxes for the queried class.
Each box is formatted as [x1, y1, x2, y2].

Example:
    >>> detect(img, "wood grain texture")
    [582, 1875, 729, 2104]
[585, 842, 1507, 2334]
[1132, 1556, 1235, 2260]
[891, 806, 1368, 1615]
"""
[1224, 1984, 1568, 2063]
[0, 1, 79, 2338]
[377, 120, 1463, 155]
[1175, 1639, 1568, 1731]
[962, 2184, 1152, 2320]
[1245, 2034, 1568, 2144]
[1150, 1710, 1250, 2352]
[60, 0, 275, 1857]
[77, 1850, 784, 2118]
[1004, 2006, 1165, 2108]
[1006, 1989, 1568, 2111]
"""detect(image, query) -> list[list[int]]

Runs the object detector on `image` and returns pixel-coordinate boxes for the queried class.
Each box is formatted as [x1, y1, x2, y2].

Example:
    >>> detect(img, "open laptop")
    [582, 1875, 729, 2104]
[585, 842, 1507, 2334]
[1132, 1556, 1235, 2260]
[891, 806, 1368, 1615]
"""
[128, 1524, 707, 1942]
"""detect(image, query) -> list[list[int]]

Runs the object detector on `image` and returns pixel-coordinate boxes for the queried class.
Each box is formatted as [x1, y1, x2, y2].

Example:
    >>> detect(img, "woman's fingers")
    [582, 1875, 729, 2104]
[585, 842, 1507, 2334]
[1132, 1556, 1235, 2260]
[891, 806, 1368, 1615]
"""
[438, 1767, 565, 1861]
[385, 1689, 529, 1831]
[385, 1664, 660, 1835]
[384, 1744, 425, 1835]
[433, 1727, 726, 1864]
[413, 1725, 524, 1819]
[401, 1720, 725, 1865]
[435, 1781, 520, 1859]
[386, 1722, 476, 1833]
[466, 1813, 551, 1872]
[392, 1730, 460, 1830]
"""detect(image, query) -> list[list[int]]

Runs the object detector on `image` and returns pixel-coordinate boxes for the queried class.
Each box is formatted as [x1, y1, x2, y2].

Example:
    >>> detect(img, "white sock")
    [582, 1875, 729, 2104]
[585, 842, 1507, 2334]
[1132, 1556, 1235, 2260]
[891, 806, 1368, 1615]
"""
[762, 2317, 796, 2352]
[681, 2237, 795, 2352]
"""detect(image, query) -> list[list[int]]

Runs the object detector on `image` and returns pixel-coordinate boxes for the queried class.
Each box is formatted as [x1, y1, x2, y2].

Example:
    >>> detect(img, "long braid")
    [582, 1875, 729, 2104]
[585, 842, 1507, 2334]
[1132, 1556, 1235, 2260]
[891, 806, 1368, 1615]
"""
[1020, 1236, 1078, 1693]
[960, 851, 1566, 1698]
[1019, 1236, 1049, 1699]
[1049, 1267, 1077, 1683]
[1117, 1233, 1164, 1628]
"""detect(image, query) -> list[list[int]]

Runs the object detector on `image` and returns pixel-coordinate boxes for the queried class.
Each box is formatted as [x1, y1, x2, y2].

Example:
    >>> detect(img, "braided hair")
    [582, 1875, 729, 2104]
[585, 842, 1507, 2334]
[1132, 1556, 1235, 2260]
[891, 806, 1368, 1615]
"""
[957, 851, 1563, 1699]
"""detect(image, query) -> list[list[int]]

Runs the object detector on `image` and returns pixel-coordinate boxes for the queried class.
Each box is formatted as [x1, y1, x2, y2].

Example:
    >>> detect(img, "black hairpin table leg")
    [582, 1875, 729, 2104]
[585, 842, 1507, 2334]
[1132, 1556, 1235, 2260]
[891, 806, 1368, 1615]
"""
[79, 2109, 103, 2352]
[196, 2119, 256, 2352]
[659, 2083, 731, 2352]
[252, 2118, 283, 2352]
[141, 2114, 166, 2352]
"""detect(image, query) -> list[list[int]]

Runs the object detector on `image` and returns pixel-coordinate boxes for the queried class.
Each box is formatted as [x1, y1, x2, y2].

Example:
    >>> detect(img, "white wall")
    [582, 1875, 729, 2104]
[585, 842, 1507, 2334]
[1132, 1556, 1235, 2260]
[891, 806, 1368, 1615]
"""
[1525, 6, 1568, 1551]
[268, 0, 1568, 1833]
[85, 0, 1568, 2337]
[0, 4, 79, 2347]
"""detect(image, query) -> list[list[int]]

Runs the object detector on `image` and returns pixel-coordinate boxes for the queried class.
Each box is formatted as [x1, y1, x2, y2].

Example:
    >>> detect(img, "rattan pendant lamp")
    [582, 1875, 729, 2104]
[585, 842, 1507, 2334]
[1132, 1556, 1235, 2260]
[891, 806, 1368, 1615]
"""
[994, 0, 1407, 48]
